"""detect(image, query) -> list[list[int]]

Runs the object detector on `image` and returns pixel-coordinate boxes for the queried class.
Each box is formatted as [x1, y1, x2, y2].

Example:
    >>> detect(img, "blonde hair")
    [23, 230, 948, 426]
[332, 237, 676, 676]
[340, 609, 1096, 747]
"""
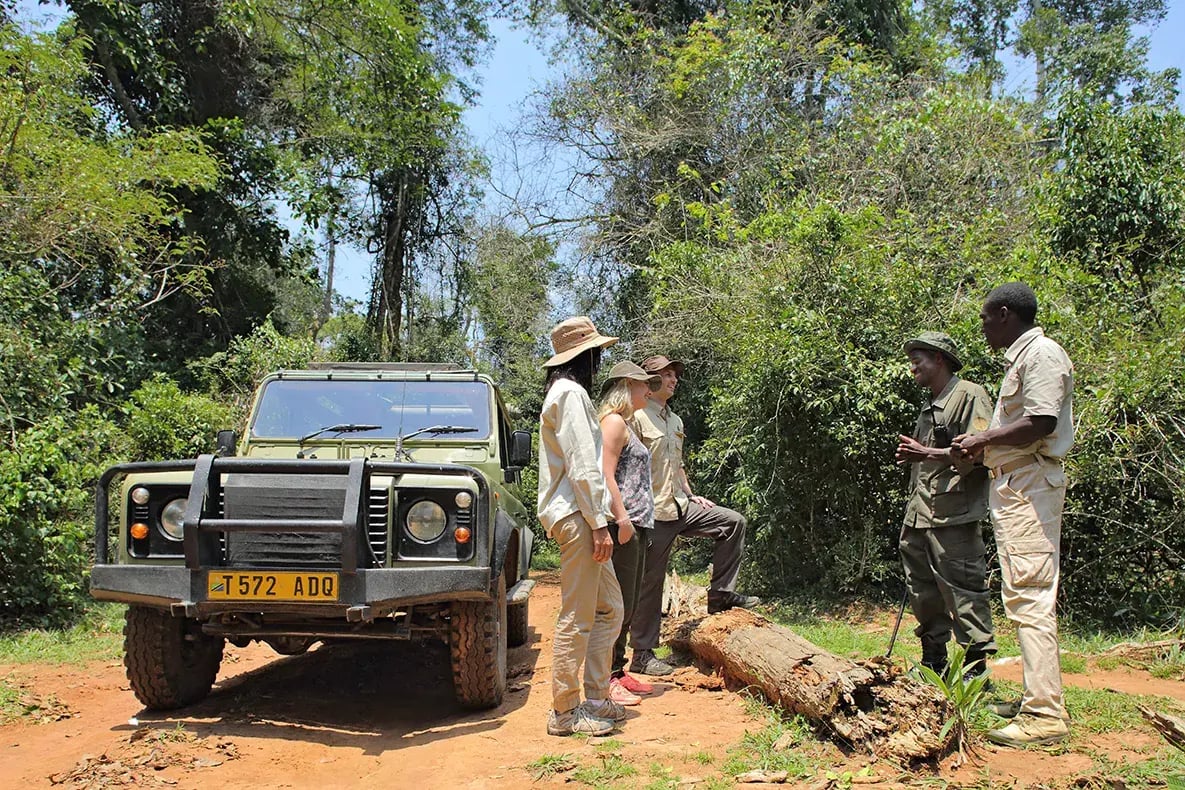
[598, 378, 635, 422]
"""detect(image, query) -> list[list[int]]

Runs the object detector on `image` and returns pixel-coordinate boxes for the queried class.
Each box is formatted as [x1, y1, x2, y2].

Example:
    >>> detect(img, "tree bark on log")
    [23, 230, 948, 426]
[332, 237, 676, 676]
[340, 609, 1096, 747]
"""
[670, 608, 955, 762]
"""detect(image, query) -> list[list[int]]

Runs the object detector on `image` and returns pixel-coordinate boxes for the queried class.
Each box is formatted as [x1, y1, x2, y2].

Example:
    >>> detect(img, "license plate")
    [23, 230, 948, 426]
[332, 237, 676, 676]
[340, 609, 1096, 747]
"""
[206, 571, 339, 601]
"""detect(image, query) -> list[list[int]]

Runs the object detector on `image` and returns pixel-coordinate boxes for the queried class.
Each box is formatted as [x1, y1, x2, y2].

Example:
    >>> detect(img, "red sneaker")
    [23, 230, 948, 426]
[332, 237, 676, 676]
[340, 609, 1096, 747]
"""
[614, 670, 653, 695]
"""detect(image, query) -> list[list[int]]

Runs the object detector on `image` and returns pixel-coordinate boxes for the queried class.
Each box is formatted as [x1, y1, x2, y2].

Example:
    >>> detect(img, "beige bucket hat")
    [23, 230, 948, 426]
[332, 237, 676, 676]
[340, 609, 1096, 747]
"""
[544, 316, 619, 367]
[599, 361, 662, 397]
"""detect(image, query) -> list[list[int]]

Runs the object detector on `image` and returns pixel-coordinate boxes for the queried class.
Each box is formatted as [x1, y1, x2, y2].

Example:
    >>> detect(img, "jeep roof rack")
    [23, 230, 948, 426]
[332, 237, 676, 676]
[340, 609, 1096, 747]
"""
[307, 362, 471, 372]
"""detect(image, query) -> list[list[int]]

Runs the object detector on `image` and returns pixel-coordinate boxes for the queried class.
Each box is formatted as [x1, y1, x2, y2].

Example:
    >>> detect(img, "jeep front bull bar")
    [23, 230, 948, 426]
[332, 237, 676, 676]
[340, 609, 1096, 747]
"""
[95, 456, 490, 573]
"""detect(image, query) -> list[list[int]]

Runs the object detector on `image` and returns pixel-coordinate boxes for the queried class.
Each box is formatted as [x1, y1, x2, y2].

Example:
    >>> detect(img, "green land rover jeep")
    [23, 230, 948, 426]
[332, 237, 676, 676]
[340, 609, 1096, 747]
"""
[91, 363, 535, 711]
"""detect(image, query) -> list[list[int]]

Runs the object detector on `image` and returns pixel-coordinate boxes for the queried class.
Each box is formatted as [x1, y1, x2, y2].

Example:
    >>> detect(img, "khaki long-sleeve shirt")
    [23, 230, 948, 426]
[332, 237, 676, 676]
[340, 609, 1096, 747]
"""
[904, 376, 993, 528]
[536, 378, 613, 536]
[983, 327, 1075, 469]
[634, 399, 687, 522]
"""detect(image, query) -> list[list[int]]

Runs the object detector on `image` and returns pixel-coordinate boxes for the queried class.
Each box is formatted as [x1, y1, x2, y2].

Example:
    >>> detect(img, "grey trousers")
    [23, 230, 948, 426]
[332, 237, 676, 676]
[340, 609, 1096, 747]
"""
[899, 521, 997, 657]
[610, 525, 647, 672]
[630, 501, 746, 652]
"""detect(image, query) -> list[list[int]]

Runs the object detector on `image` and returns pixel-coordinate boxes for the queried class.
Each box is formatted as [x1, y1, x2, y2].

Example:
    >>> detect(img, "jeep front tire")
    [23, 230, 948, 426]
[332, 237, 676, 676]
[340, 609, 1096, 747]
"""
[449, 575, 508, 708]
[124, 607, 224, 710]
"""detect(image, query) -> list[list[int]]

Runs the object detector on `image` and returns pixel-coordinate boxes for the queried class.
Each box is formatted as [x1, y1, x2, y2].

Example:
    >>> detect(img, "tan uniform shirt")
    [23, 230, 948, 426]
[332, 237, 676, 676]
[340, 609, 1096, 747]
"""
[904, 376, 993, 528]
[983, 327, 1075, 469]
[634, 399, 687, 522]
[536, 378, 613, 536]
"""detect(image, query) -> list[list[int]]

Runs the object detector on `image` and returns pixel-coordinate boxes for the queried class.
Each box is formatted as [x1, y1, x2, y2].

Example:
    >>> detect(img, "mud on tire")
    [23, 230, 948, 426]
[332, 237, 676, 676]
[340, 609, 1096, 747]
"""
[449, 575, 507, 708]
[124, 606, 224, 710]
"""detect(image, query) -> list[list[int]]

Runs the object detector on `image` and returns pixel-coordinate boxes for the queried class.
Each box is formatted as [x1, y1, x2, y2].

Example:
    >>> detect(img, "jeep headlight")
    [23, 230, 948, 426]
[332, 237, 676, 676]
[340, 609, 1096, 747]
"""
[406, 500, 447, 542]
[159, 498, 187, 541]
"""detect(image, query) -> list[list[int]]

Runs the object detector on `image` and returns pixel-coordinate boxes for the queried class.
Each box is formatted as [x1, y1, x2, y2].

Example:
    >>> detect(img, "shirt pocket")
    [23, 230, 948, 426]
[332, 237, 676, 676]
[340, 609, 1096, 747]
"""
[1006, 537, 1055, 588]
[999, 372, 1022, 414]
[674, 429, 685, 455]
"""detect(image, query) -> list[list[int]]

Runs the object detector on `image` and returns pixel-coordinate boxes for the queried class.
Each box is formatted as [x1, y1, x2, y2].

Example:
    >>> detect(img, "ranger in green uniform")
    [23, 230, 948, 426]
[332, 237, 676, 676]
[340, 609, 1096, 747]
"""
[895, 332, 997, 677]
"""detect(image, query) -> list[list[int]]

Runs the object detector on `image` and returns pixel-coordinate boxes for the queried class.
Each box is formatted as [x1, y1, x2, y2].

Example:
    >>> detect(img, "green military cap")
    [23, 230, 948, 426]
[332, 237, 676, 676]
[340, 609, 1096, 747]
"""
[903, 331, 963, 372]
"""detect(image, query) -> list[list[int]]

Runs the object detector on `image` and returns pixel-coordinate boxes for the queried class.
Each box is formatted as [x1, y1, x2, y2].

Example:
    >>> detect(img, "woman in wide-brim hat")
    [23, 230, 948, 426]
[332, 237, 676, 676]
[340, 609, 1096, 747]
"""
[597, 361, 661, 705]
[537, 316, 628, 737]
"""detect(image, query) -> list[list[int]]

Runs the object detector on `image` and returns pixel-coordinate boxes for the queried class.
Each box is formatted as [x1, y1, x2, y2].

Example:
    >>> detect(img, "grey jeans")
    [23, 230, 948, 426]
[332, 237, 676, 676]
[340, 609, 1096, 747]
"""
[630, 500, 746, 652]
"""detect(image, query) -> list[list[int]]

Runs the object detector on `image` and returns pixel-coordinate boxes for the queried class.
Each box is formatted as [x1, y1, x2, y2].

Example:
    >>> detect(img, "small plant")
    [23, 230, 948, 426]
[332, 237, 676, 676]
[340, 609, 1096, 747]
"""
[692, 750, 715, 765]
[525, 753, 575, 781]
[915, 644, 992, 764]
[154, 723, 193, 743]
[572, 754, 637, 787]
[592, 737, 625, 754]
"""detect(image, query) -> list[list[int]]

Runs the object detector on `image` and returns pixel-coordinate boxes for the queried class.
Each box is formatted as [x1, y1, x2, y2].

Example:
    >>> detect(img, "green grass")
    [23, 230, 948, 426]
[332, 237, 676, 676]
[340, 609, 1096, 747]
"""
[0, 603, 124, 664]
[525, 753, 576, 781]
[591, 737, 625, 755]
[571, 754, 637, 788]
[1063, 684, 1180, 735]
[644, 762, 678, 790]
[691, 750, 714, 765]
[765, 604, 890, 660]
[530, 538, 561, 571]
[0, 680, 21, 722]
[720, 694, 816, 779]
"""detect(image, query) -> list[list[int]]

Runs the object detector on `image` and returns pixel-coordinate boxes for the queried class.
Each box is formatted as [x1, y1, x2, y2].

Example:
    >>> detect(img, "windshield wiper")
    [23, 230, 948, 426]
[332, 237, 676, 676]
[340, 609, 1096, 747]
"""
[393, 425, 478, 461]
[297, 423, 381, 458]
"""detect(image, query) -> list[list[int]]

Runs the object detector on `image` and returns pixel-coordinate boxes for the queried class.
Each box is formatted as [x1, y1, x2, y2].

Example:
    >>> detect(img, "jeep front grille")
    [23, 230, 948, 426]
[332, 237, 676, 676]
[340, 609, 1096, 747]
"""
[368, 488, 390, 565]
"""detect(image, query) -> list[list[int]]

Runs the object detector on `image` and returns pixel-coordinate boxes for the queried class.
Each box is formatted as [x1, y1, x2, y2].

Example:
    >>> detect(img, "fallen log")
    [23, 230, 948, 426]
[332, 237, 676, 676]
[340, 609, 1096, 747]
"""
[670, 608, 955, 762]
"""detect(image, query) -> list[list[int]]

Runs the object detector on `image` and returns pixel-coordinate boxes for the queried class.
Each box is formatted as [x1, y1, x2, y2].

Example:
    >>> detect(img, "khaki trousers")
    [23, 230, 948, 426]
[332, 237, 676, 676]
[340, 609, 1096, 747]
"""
[990, 459, 1067, 720]
[551, 513, 624, 713]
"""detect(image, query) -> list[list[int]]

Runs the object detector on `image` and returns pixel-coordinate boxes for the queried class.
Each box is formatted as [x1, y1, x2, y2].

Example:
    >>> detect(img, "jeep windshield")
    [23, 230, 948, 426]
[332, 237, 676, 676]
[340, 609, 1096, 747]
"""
[250, 379, 492, 440]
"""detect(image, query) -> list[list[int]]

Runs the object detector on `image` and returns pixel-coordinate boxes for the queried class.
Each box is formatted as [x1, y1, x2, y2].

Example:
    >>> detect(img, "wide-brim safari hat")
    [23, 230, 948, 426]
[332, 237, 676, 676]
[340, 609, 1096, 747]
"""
[599, 361, 662, 397]
[641, 355, 686, 377]
[903, 331, 963, 372]
[544, 316, 619, 367]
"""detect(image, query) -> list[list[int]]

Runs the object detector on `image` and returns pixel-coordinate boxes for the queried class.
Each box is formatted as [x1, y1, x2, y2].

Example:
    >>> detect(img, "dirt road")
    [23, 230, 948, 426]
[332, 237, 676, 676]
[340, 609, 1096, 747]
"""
[0, 577, 761, 789]
[2, 578, 1182, 788]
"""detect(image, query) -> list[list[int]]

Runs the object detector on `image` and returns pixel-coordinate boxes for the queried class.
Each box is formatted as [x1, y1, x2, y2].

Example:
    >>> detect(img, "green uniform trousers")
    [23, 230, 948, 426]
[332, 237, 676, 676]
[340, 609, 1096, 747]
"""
[899, 521, 996, 658]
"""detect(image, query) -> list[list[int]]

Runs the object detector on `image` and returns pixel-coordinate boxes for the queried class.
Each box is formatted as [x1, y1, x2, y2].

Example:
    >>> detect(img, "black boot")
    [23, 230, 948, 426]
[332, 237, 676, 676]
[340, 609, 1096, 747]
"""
[964, 648, 995, 690]
[921, 643, 949, 677]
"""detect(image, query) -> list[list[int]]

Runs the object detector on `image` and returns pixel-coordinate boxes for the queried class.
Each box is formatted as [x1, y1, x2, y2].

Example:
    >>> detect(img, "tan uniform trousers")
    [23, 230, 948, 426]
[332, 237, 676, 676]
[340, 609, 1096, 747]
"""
[551, 513, 624, 713]
[990, 459, 1067, 720]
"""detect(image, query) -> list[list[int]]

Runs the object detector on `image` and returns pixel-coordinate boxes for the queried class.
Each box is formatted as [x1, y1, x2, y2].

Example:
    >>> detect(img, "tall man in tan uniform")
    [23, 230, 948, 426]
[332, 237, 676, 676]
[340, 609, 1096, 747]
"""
[952, 282, 1075, 747]
[628, 355, 759, 677]
[895, 332, 997, 679]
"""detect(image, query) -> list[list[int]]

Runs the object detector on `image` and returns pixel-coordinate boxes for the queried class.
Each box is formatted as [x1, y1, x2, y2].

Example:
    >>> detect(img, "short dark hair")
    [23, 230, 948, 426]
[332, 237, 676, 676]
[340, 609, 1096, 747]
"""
[985, 282, 1038, 324]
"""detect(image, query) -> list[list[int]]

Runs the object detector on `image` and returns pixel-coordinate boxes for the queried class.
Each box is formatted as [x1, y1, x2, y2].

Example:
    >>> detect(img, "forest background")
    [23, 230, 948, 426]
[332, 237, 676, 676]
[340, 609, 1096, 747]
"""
[1, 0, 1182, 634]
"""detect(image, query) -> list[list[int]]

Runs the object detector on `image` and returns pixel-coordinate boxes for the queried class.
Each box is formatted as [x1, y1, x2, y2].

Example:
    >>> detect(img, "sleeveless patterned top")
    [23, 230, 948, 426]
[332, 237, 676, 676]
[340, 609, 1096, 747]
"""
[617, 424, 654, 529]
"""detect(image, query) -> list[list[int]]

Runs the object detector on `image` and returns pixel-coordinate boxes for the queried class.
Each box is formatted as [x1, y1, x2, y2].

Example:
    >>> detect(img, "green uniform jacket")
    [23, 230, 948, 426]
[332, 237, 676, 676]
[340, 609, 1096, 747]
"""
[904, 376, 993, 529]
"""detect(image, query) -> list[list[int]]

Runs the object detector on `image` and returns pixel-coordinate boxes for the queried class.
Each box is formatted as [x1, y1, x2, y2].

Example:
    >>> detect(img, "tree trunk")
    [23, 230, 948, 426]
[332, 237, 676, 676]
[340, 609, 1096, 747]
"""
[669, 608, 955, 762]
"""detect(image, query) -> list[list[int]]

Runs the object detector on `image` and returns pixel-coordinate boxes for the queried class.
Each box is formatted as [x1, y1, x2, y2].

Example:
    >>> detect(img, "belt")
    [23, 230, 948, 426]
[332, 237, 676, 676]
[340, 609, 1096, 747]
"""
[989, 454, 1045, 479]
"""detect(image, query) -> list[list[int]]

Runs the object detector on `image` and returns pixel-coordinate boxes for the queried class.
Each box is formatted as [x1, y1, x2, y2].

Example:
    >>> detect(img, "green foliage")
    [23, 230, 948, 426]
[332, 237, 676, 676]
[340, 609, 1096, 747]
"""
[0, 409, 127, 627]
[192, 320, 319, 422]
[915, 644, 992, 758]
[125, 376, 232, 461]
[720, 697, 814, 778]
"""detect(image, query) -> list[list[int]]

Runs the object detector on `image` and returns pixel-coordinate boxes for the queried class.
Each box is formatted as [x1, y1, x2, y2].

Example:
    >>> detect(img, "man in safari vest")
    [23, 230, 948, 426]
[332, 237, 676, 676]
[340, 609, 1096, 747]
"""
[895, 332, 997, 682]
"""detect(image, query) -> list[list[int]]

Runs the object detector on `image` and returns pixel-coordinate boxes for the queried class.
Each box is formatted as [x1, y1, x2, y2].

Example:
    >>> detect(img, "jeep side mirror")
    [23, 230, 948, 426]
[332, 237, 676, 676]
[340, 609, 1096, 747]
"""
[215, 430, 238, 457]
[508, 430, 532, 469]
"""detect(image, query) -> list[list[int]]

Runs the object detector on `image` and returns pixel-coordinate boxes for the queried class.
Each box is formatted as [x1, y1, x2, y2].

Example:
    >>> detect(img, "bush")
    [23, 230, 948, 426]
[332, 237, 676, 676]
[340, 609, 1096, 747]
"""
[0, 408, 127, 627]
[125, 375, 232, 461]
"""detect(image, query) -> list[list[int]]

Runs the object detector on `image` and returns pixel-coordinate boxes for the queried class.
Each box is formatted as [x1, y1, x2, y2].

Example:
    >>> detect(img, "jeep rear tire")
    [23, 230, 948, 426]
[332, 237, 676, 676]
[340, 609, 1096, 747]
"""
[507, 599, 529, 647]
[124, 607, 224, 710]
[449, 575, 507, 708]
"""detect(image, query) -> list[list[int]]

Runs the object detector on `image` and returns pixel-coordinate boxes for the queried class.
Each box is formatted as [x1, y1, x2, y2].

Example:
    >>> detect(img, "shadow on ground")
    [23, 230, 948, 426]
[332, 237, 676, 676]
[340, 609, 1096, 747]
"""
[123, 629, 543, 756]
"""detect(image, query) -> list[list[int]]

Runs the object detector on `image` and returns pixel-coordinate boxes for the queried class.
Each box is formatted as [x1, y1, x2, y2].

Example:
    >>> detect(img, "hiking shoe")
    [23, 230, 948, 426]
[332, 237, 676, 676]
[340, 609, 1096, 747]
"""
[986, 713, 1068, 747]
[630, 650, 675, 677]
[707, 592, 762, 614]
[582, 698, 628, 722]
[609, 678, 642, 706]
[987, 698, 1021, 718]
[547, 707, 614, 737]
[614, 670, 653, 695]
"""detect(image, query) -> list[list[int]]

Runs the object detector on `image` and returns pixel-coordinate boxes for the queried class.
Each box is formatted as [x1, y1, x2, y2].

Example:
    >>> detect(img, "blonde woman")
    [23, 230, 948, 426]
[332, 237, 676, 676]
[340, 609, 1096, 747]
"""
[598, 361, 660, 704]
[538, 317, 627, 737]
